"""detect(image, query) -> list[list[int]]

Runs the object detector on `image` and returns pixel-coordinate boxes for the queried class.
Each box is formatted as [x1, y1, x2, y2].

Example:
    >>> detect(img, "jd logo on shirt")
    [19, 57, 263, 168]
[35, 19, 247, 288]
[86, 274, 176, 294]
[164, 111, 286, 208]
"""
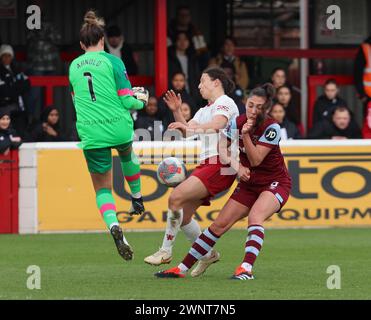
[265, 128, 277, 141]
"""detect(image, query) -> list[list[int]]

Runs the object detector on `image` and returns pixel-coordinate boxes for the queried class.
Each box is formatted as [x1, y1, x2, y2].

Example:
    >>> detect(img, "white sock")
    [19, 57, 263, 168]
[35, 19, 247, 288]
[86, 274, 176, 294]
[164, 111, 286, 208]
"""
[178, 263, 188, 273]
[160, 208, 183, 253]
[181, 220, 212, 260]
[132, 192, 142, 199]
[181, 219, 201, 243]
[241, 262, 253, 272]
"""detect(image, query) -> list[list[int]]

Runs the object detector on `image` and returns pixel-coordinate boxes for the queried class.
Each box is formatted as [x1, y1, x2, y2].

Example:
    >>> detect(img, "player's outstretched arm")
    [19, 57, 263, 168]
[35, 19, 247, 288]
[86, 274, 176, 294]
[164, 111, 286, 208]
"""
[163, 90, 188, 125]
[189, 115, 228, 131]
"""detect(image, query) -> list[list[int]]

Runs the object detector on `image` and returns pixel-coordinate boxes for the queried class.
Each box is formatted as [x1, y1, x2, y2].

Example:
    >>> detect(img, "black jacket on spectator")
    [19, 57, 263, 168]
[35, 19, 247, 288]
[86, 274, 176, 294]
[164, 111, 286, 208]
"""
[168, 47, 201, 104]
[312, 95, 348, 126]
[0, 127, 21, 153]
[104, 43, 138, 76]
[134, 114, 164, 141]
[30, 106, 66, 142]
[280, 118, 302, 140]
[0, 64, 30, 109]
[307, 119, 362, 139]
[272, 97, 300, 125]
[231, 85, 246, 115]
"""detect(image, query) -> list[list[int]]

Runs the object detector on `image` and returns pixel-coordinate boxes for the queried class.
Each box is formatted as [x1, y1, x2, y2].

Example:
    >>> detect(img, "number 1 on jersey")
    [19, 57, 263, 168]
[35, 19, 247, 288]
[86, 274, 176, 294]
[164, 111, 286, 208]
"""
[83, 72, 96, 102]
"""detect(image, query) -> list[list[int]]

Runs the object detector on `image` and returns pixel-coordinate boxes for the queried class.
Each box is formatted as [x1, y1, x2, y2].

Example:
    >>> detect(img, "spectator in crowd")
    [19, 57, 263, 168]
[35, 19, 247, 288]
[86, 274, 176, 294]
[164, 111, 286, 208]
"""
[158, 72, 196, 129]
[180, 102, 192, 122]
[220, 62, 245, 114]
[270, 67, 287, 90]
[168, 33, 201, 103]
[0, 44, 30, 137]
[354, 35, 371, 108]
[104, 25, 138, 75]
[134, 97, 163, 140]
[0, 109, 22, 154]
[30, 106, 66, 142]
[275, 85, 300, 125]
[312, 79, 347, 126]
[209, 37, 249, 90]
[167, 5, 209, 70]
[26, 19, 61, 75]
[308, 106, 362, 139]
[362, 103, 371, 138]
[269, 103, 301, 140]
[26, 14, 61, 124]
[354, 35, 371, 139]
[270, 67, 301, 119]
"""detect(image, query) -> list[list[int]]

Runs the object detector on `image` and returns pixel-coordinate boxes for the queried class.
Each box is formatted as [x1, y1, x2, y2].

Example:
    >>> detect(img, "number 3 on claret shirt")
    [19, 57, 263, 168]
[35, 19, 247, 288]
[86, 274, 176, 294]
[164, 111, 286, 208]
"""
[83, 72, 96, 102]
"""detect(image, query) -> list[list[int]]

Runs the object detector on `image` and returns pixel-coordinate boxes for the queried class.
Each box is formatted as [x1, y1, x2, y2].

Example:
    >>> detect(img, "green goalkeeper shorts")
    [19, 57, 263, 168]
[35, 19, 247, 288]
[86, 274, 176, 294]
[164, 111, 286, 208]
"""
[83, 141, 133, 174]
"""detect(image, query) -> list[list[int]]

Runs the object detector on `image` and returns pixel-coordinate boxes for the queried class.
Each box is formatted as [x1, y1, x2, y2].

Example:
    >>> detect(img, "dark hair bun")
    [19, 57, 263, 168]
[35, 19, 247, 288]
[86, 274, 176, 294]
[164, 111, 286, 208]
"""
[83, 10, 105, 28]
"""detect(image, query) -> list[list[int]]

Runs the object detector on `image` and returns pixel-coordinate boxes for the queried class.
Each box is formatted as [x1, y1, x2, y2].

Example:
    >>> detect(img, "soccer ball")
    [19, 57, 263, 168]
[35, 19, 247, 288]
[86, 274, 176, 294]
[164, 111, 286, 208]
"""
[157, 157, 186, 187]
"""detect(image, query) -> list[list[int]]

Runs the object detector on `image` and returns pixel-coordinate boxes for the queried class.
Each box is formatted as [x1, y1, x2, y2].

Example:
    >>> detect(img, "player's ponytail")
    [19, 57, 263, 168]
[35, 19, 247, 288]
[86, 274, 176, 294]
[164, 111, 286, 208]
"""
[203, 67, 236, 96]
[249, 83, 275, 112]
[80, 10, 105, 48]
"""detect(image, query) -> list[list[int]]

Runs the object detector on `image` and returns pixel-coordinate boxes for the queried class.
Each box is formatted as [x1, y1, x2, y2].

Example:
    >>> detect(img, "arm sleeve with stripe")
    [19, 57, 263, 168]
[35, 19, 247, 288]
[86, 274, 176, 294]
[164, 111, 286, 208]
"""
[112, 58, 144, 110]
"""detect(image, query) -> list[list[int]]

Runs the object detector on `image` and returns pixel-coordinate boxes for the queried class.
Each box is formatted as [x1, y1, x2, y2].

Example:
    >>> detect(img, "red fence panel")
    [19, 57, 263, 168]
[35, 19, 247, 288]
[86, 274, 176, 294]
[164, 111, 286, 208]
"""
[0, 150, 19, 234]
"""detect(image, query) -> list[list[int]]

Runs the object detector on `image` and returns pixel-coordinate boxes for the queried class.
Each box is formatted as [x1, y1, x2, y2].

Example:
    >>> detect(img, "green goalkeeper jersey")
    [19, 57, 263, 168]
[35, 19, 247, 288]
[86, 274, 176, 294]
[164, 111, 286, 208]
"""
[69, 50, 144, 149]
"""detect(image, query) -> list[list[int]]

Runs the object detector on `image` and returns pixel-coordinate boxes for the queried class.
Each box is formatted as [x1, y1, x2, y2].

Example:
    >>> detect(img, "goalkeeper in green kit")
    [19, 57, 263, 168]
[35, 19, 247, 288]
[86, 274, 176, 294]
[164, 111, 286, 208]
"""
[69, 10, 148, 261]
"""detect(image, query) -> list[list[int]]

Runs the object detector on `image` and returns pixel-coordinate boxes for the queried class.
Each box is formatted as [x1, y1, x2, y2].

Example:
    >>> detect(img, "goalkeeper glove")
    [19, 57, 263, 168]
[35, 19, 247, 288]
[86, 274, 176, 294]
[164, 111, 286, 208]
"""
[132, 87, 149, 106]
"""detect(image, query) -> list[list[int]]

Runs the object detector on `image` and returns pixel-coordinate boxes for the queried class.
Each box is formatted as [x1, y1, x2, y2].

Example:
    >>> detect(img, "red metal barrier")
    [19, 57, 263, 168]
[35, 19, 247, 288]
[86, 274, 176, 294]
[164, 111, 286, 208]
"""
[307, 75, 354, 129]
[29, 75, 154, 106]
[0, 150, 19, 234]
[235, 48, 357, 59]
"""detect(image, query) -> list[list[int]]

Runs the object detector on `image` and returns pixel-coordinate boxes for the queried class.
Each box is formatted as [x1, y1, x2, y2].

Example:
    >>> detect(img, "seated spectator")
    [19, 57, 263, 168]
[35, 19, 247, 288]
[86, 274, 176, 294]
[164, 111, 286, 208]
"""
[362, 101, 371, 138]
[271, 67, 301, 119]
[209, 37, 249, 90]
[0, 110, 22, 154]
[134, 97, 163, 140]
[168, 5, 209, 70]
[105, 25, 138, 75]
[275, 85, 300, 125]
[158, 72, 196, 128]
[270, 67, 287, 90]
[220, 63, 245, 114]
[30, 106, 66, 142]
[180, 102, 192, 121]
[308, 106, 362, 139]
[0, 44, 30, 137]
[168, 32, 201, 103]
[269, 103, 301, 140]
[26, 19, 61, 75]
[312, 79, 348, 125]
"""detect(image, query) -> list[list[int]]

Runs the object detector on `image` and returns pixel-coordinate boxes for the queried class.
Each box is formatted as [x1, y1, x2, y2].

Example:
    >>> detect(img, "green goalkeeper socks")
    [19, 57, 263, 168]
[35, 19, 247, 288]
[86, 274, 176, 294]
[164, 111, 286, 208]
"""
[119, 151, 141, 197]
[96, 188, 119, 230]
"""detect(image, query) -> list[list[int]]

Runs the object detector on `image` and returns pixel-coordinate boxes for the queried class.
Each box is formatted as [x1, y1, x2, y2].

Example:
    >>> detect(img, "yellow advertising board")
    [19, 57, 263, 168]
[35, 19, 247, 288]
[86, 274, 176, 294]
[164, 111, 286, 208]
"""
[37, 144, 371, 231]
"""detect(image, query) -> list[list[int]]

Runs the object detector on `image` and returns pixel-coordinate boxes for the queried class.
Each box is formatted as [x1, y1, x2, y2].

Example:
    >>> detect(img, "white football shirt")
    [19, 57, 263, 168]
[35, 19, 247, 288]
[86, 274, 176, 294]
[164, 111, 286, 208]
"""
[192, 94, 239, 161]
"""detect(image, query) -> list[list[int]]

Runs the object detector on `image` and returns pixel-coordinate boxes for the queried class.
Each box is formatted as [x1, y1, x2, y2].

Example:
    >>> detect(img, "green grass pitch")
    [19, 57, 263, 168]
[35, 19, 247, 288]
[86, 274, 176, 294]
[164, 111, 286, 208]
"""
[0, 228, 370, 300]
